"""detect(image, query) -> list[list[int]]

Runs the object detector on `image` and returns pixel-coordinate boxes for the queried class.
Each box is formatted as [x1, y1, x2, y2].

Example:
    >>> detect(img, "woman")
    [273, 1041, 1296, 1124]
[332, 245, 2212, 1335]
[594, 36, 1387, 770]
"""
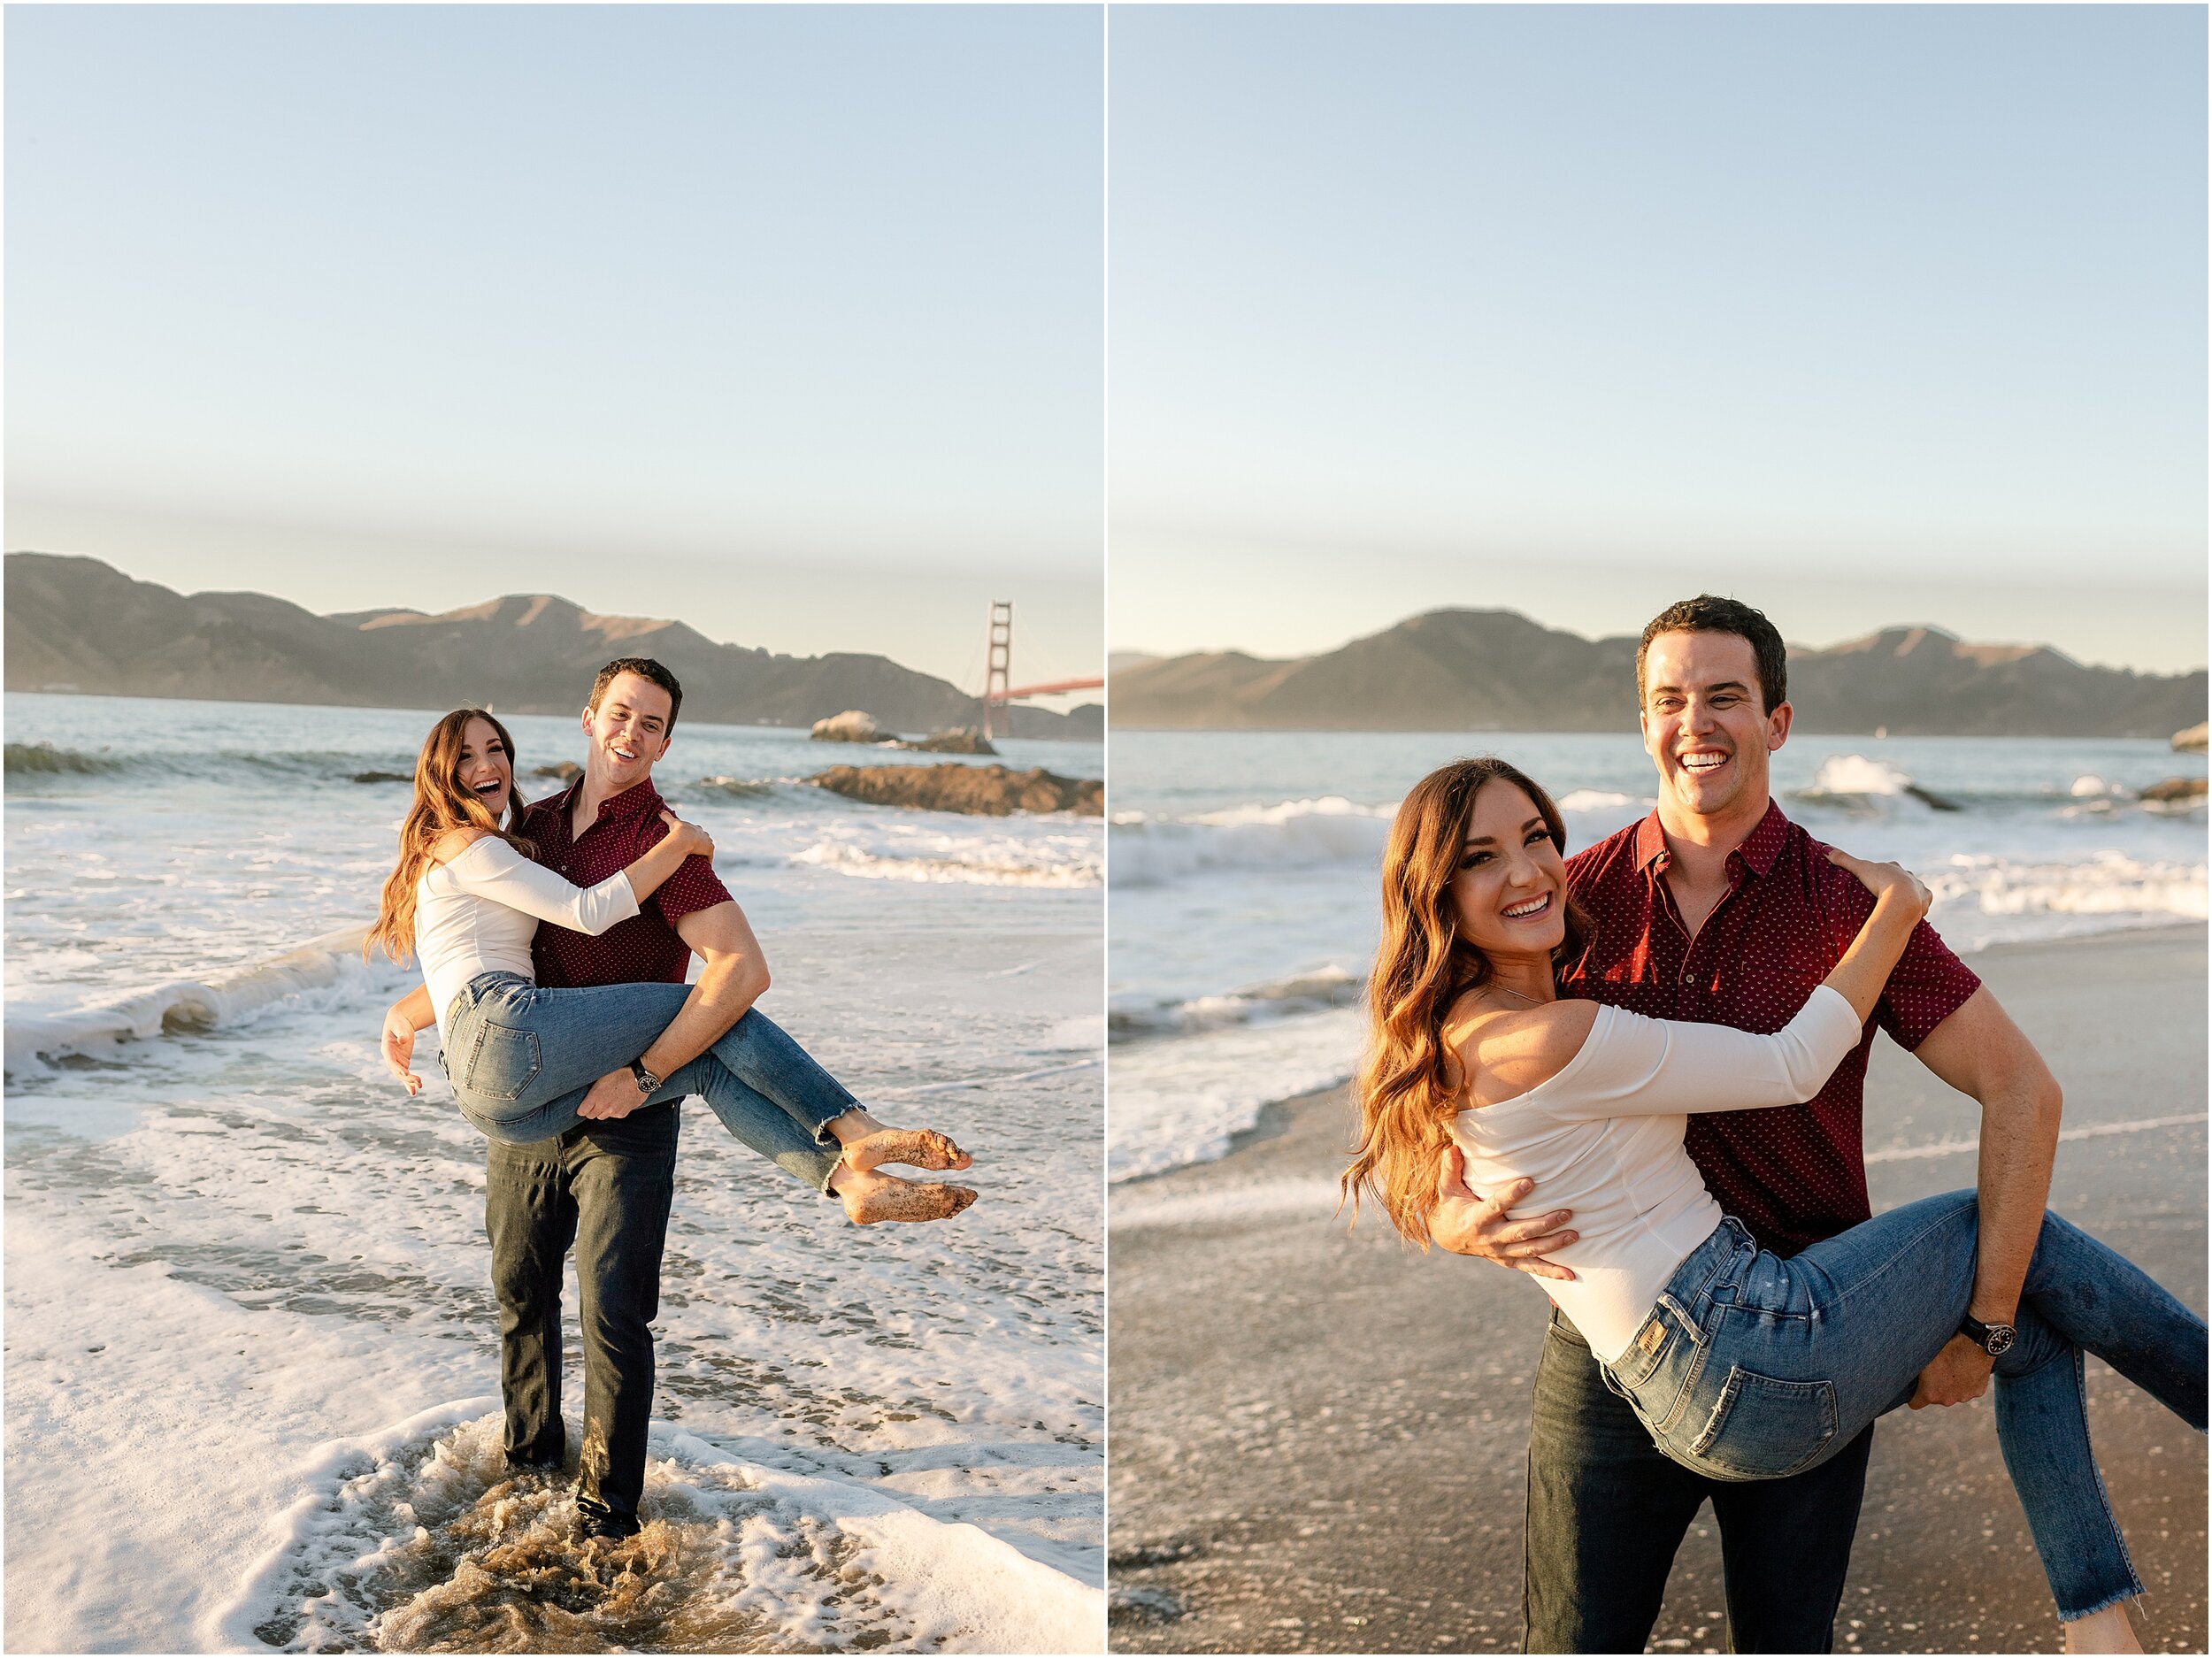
[1345, 756, 2204, 1654]
[370, 708, 977, 1224]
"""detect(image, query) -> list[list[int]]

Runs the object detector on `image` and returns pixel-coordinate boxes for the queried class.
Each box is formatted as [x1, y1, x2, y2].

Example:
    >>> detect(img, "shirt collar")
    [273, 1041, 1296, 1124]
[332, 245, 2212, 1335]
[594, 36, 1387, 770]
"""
[1734, 800, 1789, 878]
[545, 772, 664, 837]
[1635, 798, 1788, 879]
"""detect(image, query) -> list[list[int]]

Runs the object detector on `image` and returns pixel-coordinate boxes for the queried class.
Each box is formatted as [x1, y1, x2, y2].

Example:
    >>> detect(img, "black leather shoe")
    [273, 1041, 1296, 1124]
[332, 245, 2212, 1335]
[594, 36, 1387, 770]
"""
[573, 1503, 642, 1543]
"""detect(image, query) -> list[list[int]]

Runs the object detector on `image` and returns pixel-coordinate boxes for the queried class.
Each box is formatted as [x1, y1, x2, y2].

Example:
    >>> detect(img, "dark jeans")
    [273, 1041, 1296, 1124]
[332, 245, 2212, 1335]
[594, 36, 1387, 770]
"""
[485, 1103, 679, 1527]
[1525, 1306, 1874, 1654]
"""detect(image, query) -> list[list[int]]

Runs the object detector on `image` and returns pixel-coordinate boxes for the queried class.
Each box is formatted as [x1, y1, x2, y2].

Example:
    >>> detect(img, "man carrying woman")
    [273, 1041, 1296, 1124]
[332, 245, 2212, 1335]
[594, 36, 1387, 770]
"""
[376, 656, 973, 1541]
[1417, 596, 2190, 1653]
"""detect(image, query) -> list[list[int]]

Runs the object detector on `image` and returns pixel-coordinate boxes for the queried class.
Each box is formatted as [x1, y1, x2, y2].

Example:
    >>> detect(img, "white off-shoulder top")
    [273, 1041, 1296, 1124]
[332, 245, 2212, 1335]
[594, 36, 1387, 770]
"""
[1448, 986, 1864, 1363]
[412, 836, 640, 1042]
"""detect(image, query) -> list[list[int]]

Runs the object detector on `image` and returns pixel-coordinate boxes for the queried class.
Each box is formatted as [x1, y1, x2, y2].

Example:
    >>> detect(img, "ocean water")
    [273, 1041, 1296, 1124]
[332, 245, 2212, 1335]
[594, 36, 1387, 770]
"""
[1108, 729, 2208, 1186]
[4, 693, 1105, 1654]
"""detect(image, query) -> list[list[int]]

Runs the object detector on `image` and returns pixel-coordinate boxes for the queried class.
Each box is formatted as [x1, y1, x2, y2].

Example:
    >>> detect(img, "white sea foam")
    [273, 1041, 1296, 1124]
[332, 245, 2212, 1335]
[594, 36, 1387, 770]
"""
[1809, 754, 1917, 797]
[790, 840, 1102, 888]
[218, 1410, 1103, 1654]
[1922, 851, 2208, 951]
[1555, 787, 1645, 815]
[1107, 1006, 1364, 1185]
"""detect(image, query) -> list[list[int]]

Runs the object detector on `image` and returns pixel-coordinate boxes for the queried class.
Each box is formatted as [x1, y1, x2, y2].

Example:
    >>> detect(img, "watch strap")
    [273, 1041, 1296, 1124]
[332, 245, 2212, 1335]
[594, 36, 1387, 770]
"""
[1959, 1313, 2015, 1355]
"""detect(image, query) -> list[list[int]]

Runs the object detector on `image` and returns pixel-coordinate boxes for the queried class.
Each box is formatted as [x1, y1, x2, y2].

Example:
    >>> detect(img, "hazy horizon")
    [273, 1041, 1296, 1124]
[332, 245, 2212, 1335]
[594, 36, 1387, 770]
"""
[1110, 595, 2208, 679]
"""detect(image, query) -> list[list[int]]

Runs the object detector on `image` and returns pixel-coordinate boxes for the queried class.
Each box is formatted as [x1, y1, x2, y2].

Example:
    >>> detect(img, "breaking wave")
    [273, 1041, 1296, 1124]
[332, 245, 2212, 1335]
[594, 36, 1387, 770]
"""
[4, 926, 391, 1078]
[5, 741, 129, 775]
[1110, 966, 1363, 1041]
[1109, 798, 1394, 889]
[788, 841, 1101, 889]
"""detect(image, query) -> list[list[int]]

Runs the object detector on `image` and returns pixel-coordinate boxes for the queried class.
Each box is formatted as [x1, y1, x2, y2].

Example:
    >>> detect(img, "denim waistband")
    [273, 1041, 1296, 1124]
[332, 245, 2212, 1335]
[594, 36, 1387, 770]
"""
[1657, 1214, 1755, 1311]
[445, 970, 534, 1032]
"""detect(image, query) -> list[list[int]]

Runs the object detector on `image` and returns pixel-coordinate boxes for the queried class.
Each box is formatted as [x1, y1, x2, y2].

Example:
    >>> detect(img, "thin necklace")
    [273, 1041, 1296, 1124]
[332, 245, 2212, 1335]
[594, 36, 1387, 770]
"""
[1486, 983, 1549, 1008]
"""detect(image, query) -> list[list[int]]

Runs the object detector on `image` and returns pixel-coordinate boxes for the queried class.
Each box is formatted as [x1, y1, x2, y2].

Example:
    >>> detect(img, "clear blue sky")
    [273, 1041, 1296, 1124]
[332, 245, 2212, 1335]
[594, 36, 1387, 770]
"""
[1110, 5, 2208, 674]
[7, 5, 1104, 701]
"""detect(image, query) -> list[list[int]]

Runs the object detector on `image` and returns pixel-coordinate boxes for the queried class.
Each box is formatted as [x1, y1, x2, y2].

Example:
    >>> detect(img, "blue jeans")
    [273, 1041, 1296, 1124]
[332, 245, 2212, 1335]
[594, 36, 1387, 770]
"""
[1608, 1192, 2208, 1622]
[442, 971, 849, 1192]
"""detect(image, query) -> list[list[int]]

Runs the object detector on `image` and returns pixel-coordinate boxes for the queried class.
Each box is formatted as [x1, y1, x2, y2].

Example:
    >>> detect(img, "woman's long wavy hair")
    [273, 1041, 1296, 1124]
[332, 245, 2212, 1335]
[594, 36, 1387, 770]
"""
[365, 709, 534, 967]
[1343, 757, 1590, 1245]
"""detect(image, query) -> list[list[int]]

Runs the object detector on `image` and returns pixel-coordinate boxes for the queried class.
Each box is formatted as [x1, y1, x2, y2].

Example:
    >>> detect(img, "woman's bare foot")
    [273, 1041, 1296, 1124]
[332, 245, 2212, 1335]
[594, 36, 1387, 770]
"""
[2063, 1601, 2143, 1654]
[831, 1165, 978, 1224]
[840, 1126, 972, 1174]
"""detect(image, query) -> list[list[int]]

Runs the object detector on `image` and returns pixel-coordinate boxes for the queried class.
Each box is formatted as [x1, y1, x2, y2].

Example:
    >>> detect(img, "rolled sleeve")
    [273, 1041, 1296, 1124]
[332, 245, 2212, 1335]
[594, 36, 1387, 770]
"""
[1815, 858, 1982, 1051]
[652, 854, 734, 925]
[629, 813, 733, 925]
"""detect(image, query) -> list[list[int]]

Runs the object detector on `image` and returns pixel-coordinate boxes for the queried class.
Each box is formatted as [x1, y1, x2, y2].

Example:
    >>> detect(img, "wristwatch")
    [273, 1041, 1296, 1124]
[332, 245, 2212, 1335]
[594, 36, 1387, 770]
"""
[1959, 1313, 2016, 1356]
[629, 1058, 663, 1098]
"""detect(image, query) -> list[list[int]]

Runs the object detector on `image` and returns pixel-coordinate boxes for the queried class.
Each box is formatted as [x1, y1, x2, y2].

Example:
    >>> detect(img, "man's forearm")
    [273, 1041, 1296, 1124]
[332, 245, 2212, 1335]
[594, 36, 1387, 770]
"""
[1968, 1069, 2062, 1321]
[636, 956, 769, 1079]
[1913, 987, 2065, 1324]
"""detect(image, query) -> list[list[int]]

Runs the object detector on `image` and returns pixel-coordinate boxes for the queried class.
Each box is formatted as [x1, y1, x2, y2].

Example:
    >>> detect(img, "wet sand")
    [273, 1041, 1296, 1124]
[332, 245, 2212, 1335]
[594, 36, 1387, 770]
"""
[1108, 925, 2208, 1654]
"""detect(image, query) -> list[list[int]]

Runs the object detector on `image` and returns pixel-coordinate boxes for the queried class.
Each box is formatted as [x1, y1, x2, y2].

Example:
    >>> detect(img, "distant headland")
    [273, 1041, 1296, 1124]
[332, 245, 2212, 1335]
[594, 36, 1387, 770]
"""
[4, 553, 1102, 741]
[1110, 609, 2205, 740]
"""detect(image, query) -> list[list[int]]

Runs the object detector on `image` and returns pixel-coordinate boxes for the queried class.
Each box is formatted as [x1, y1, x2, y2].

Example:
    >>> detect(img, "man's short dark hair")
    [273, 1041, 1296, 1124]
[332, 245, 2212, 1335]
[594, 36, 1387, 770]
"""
[1636, 595, 1788, 714]
[588, 657, 684, 733]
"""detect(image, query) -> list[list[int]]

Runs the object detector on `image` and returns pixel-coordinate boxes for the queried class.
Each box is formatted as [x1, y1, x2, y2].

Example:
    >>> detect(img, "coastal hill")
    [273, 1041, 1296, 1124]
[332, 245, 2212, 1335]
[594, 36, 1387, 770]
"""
[5, 553, 1102, 739]
[1110, 609, 2206, 738]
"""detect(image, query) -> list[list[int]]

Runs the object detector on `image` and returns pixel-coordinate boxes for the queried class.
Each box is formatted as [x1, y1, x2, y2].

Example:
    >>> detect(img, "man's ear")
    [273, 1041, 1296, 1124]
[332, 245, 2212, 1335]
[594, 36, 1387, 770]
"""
[1765, 701, 1793, 751]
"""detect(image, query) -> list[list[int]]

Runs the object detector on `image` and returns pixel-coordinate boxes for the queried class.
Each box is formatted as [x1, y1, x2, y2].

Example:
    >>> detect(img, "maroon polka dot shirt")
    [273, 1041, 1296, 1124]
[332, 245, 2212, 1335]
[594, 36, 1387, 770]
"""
[522, 775, 731, 990]
[1560, 801, 1982, 1256]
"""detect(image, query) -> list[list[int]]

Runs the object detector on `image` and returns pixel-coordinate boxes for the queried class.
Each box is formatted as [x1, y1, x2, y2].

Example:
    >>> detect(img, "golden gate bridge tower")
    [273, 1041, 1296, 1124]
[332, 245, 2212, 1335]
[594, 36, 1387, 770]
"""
[977, 600, 1102, 741]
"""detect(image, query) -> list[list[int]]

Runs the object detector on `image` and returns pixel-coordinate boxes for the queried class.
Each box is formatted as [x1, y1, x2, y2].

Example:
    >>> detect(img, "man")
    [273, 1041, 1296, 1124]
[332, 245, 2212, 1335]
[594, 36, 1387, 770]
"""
[498, 656, 807, 1540]
[381, 657, 872, 1539]
[1432, 595, 2064, 1653]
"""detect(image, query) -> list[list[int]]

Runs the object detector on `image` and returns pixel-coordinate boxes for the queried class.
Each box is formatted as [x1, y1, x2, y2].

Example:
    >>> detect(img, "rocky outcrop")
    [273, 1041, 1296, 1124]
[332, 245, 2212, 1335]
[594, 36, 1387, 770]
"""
[533, 761, 582, 781]
[2175, 723, 2208, 753]
[810, 710, 890, 744]
[2140, 776, 2208, 805]
[4, 553, 1100, 739]
[898, 728, 997, 755]
[808, 764, 1102, 817]
[1110, 609, 2207, 739]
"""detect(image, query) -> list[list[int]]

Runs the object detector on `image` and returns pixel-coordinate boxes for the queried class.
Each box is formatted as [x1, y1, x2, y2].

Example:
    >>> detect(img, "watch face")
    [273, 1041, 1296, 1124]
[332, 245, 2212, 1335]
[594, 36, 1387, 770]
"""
[1986, 1326, 2016, 1355]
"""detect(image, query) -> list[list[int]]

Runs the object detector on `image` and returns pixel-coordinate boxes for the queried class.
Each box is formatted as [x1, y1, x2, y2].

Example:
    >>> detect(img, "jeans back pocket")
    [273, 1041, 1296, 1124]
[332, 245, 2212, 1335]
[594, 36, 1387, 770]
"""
[462, 1020, 541, 1102]
[1686, 1365, 1838, 1479]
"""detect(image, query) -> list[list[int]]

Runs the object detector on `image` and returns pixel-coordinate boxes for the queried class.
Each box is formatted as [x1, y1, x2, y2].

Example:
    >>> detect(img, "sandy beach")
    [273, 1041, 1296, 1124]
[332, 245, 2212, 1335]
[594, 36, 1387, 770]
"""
[1108, 925, 2208, 1654]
